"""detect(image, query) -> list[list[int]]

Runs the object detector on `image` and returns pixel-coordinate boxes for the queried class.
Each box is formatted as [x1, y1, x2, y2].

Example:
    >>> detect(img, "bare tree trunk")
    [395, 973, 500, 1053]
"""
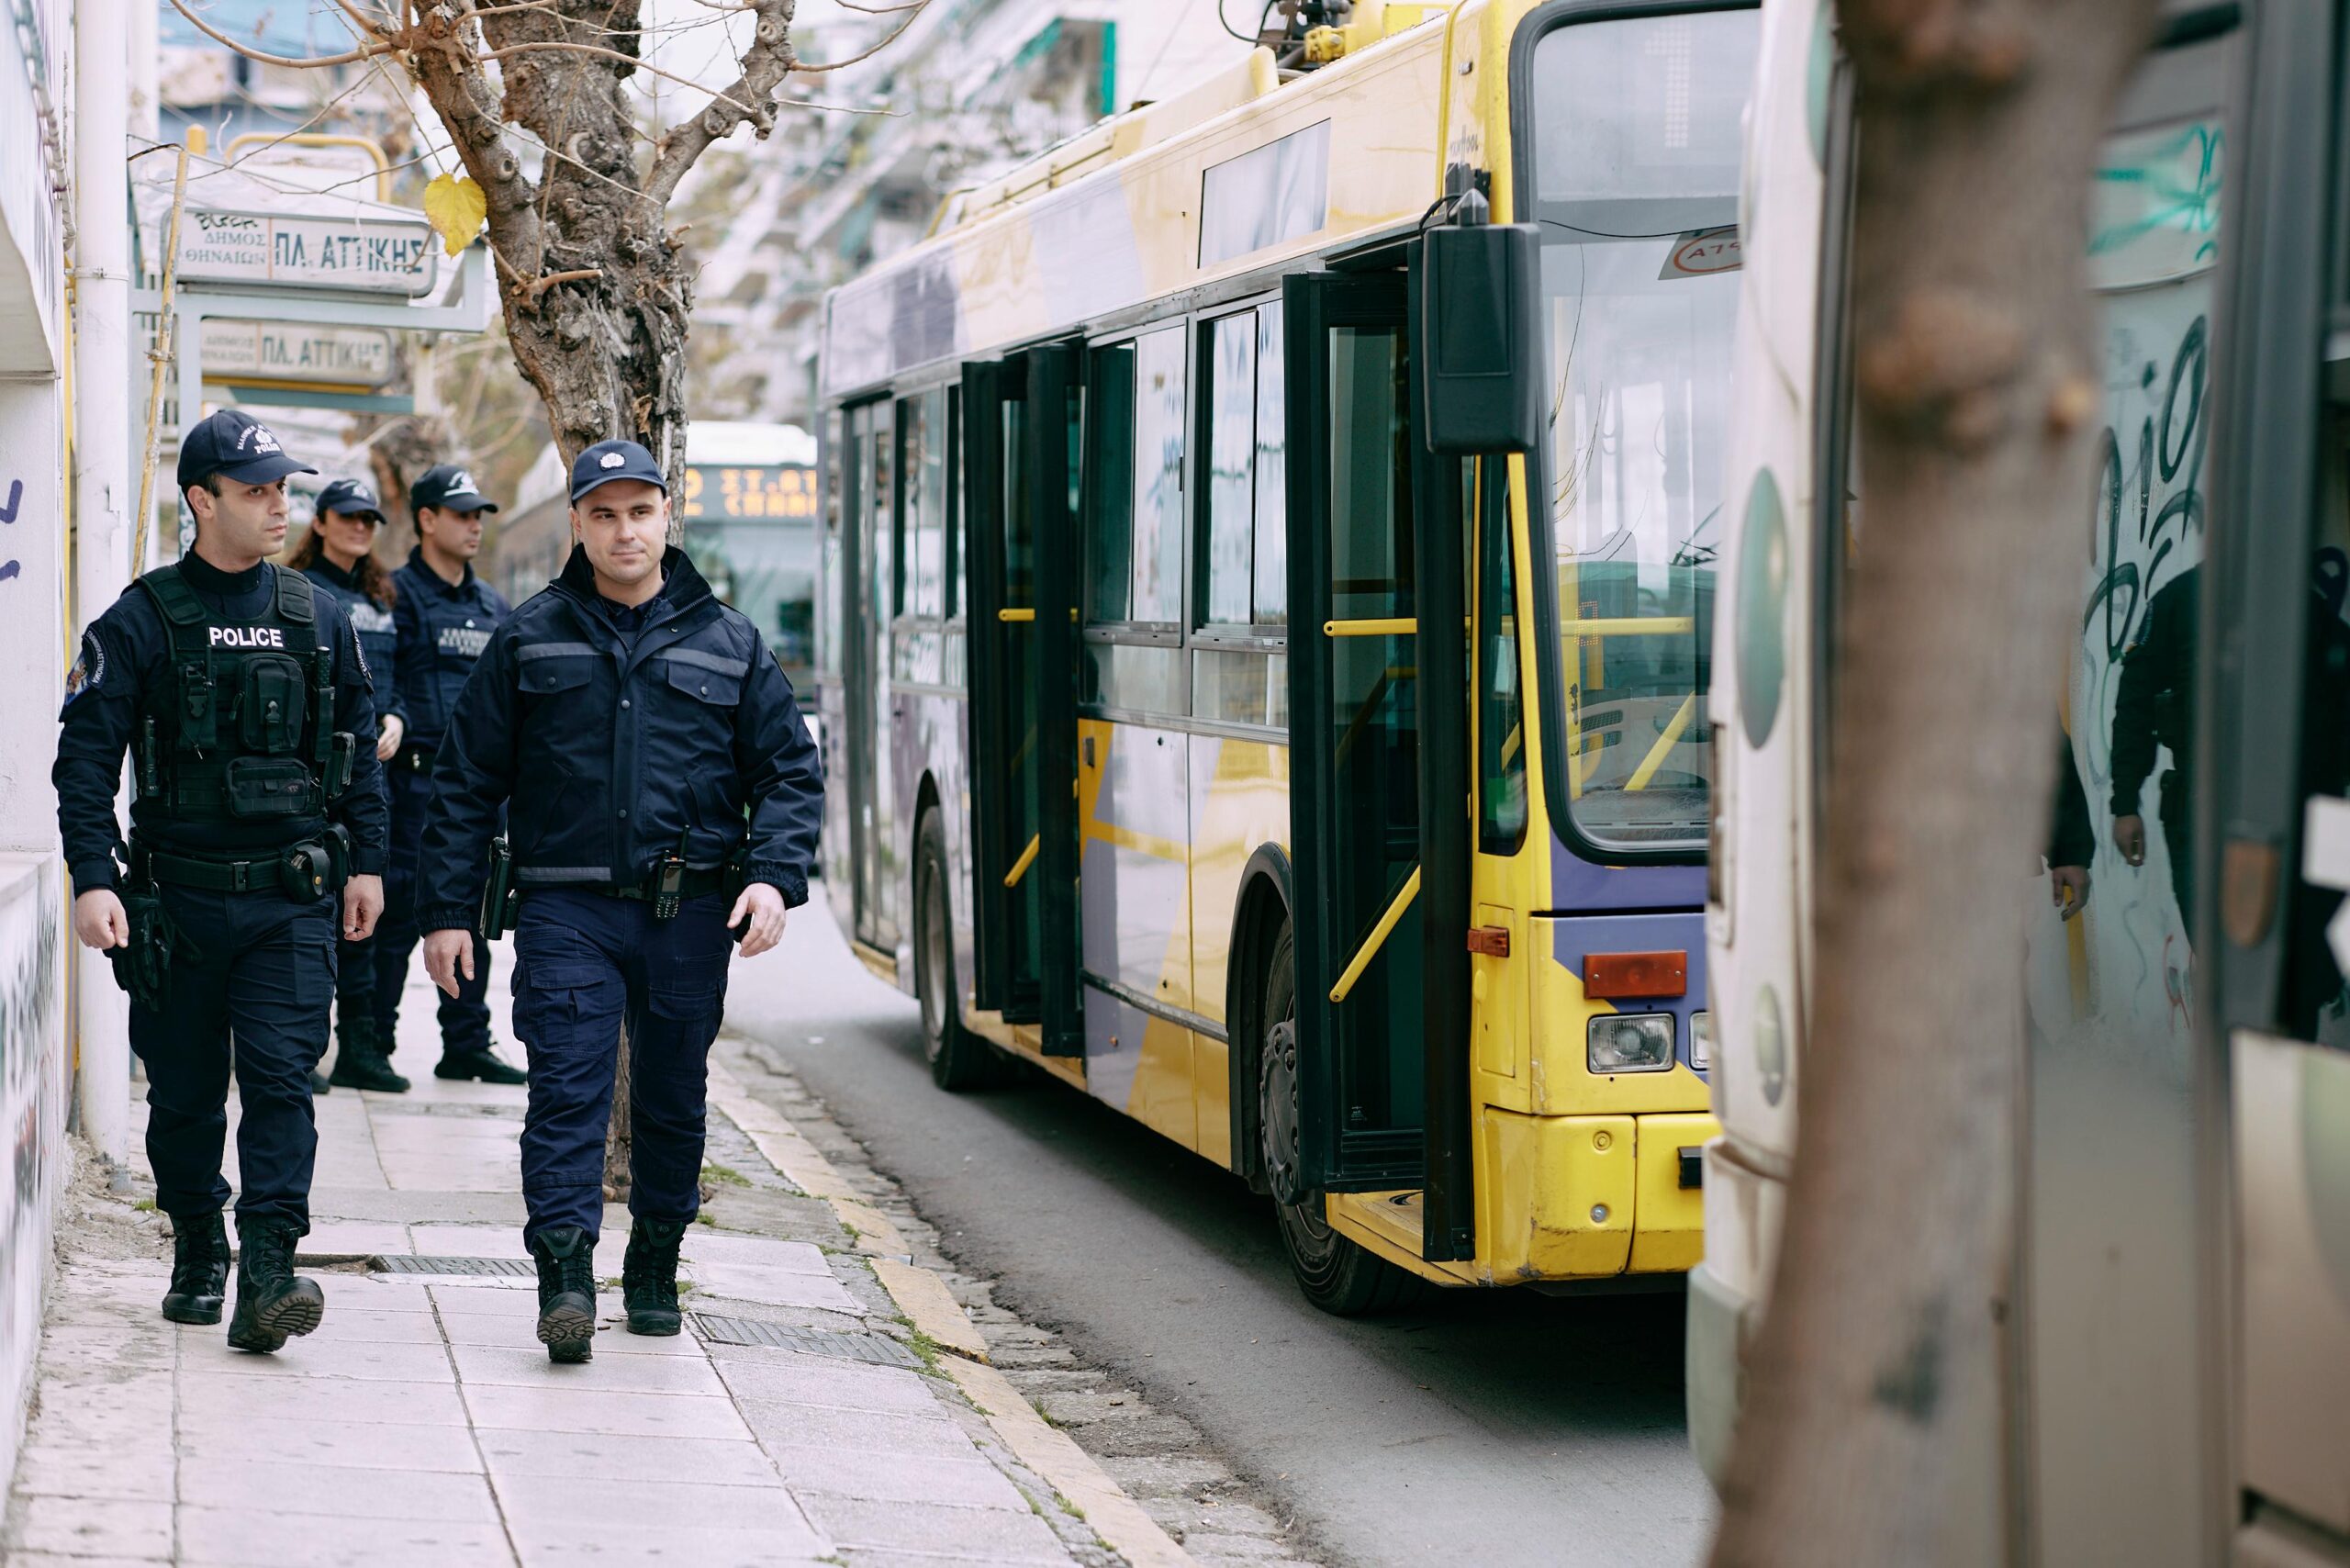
[1709, 4, 2159, 1562]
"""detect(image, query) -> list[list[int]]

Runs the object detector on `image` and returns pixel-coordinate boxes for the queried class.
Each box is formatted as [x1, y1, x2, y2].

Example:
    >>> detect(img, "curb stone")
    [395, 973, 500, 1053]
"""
[706, 1050, 1199, 1568]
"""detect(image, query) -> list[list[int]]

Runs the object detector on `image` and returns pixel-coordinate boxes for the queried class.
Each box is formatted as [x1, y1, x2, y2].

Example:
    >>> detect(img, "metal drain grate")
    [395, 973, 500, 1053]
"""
[690, 1314, 921, 1369]
[370, 1255, 536, 1278]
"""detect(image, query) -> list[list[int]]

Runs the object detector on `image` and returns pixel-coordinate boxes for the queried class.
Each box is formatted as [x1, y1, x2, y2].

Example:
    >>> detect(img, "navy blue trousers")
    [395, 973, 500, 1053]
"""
[375, 757, 492, 1053]
[130, 885, 335, 1232]
[510, 889, 733, 1247]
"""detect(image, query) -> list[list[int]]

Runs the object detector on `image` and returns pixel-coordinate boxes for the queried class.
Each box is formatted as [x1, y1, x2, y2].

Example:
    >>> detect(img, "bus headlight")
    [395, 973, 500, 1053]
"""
[1690, 1011, 1712, 1071]
[1589, 1014, 1674, 1073]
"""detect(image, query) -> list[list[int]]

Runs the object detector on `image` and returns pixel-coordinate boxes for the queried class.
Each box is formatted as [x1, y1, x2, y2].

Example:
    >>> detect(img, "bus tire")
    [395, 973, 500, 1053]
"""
[1258, 920, 1423, 1316]
[915, 810, 1001, 1092]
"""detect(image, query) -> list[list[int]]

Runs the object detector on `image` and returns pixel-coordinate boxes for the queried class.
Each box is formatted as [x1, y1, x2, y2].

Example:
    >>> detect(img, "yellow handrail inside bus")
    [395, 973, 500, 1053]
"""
[1003, 834, 1041, 889]
[1626, 692, 1696, 792]
[998, 608, 1035, 622]
[1560, 616, 1696, 639]
[1329, 867, 1420, 1004]
[1325, 617, 1416, 638]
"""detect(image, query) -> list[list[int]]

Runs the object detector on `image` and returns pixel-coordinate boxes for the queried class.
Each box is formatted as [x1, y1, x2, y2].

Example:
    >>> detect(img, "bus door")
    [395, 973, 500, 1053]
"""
[964, 345, 1086, 1053]
[963, 358, 1041, 1021]
[1280, 266, 1473, 1235]
[841, 397, 898, 957]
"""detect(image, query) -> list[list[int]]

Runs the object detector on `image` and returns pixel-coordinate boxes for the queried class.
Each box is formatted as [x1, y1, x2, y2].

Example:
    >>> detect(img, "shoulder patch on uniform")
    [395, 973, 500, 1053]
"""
[62, 629, 105, 706]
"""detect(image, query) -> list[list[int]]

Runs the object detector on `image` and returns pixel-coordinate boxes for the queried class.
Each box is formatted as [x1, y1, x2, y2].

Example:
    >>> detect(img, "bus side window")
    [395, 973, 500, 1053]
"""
[1195, 303, 1289, 729]
[1480, 461, 1527, 852]
[903, 387, 948, 621]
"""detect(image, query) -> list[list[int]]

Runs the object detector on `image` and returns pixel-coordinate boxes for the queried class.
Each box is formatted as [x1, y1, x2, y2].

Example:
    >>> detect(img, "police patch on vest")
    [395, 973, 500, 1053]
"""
[62, 631, 104, 705]
[439, 625, 492, 658]
[209, 626, 287, 649]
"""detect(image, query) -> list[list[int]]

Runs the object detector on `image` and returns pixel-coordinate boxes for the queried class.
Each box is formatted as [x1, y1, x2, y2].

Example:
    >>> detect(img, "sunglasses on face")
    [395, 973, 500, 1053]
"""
[330, 510, 385, 528]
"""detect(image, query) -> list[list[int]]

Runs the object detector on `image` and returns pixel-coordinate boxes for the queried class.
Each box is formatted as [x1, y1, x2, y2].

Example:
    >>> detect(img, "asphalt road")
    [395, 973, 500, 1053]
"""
[725, 896, 1717, 1568]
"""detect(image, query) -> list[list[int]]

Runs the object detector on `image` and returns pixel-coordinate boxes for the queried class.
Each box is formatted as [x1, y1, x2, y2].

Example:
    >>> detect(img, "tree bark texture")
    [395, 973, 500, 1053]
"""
[1708, 4, 2160, 1563]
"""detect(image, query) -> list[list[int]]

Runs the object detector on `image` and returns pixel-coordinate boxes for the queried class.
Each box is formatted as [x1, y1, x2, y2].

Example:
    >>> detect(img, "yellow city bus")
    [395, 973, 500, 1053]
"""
[1698, 2, 2350, 1562]
[813, 0, 1760, 1311]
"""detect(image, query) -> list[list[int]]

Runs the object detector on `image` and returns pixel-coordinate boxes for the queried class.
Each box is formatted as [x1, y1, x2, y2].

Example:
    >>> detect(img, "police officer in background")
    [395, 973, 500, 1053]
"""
[54, 409, 387, 1353]
[378, 464, 525, 1084]
[287, 476, 408, 1094]
[418, 440, 821, 1363]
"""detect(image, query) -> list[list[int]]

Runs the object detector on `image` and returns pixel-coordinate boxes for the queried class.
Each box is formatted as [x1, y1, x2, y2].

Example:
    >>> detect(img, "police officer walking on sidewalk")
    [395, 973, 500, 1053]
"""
[289, 476, 408, 1095]
[379, 464, 526, 1085]
[417, 440, 821, 1364]
[53, 409, 388, 1353]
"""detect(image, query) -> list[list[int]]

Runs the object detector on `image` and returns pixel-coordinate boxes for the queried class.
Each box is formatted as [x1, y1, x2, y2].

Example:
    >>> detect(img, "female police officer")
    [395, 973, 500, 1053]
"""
[54, 409, 388, 1353]
[289, 476, 408, 1095]
[415, 440, 821, 1363]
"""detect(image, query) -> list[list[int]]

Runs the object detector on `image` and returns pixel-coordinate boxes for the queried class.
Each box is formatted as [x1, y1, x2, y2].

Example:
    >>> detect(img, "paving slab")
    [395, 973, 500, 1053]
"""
[6, 950, 1114, 1568]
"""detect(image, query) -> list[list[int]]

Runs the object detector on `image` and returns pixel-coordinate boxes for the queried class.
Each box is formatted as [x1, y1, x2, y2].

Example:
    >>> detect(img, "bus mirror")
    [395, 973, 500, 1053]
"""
[1419, 219, 1543, 455]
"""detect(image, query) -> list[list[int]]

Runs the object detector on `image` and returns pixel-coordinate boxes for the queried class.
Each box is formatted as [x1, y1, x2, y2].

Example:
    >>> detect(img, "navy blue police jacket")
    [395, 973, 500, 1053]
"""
[302, 557, 397, 728]
[390, 547, 510, 752]
[414, 544, 822, 934]
[53, 553, 389, 895]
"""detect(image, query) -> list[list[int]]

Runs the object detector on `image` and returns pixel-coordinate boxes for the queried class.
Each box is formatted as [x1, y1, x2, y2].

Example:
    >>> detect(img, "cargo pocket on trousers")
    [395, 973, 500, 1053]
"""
[645, 957, 727, 1033]
[513, 960, 610, 1043]
[297, 939, 338, 1067]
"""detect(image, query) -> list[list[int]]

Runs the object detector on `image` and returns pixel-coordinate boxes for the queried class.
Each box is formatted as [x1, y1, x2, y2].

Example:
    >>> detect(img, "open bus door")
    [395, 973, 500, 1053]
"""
[964, 344, 1086, 1053]
[962, 357, 1043, 1022]
[1279, 263, 1474, 1257]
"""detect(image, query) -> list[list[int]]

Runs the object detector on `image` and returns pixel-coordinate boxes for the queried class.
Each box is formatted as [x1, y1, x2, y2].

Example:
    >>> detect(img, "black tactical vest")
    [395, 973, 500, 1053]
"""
[132, 563, 351, 823]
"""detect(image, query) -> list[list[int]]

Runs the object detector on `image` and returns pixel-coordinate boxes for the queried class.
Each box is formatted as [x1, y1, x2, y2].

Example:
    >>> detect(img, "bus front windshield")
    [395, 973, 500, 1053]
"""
[1525, 8, 1757, 857]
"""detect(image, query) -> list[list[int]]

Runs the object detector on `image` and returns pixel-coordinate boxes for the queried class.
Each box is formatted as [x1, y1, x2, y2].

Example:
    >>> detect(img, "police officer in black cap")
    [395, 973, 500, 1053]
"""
[288, 476, 408, 1094]
[378, 463, 525, 1084]
[54, 409, 388, 1353]
[416, 439, 821, 1363]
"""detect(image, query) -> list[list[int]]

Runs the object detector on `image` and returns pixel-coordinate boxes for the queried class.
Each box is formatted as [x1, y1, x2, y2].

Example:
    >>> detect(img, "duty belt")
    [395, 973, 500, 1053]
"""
[135, 839, 338, 900]
[610, 867, 729, 902]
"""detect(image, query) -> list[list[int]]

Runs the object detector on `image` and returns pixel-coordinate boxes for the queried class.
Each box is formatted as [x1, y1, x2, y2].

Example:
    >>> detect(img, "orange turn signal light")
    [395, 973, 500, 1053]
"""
[1583, 950, 1687, 1000]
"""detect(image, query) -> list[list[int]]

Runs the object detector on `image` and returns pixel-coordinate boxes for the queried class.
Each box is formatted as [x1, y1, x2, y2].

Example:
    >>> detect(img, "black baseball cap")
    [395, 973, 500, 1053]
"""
[570, 440, 668, 504]
[315, 477, 384, 521]
[176, 409, 317, 491]
[410, 464, 498, 515]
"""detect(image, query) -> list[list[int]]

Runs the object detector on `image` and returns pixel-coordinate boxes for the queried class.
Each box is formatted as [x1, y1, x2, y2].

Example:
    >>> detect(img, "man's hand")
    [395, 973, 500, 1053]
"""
[2115, 813, 2146, 868]
[2050, 865, 2091, 920]
[728, 882, 789, 958]
[343, 874, 385, 941]
[73, 889, 129, 951]
[376, 713, 406, 762]
[424, 927, 476, 997]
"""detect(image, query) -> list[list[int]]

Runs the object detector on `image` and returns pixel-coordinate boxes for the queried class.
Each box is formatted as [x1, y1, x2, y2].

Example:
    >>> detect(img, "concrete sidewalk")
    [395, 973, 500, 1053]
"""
[3, 949, 1172, 1568]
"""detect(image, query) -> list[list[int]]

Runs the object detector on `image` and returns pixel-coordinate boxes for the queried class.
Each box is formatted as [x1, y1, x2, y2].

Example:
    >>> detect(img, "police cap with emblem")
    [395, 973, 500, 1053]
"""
[316, 477, 385, 521]
[569, 439, 668, 504]
[410, 464, 499, 515]
[175, 409, 318, 492]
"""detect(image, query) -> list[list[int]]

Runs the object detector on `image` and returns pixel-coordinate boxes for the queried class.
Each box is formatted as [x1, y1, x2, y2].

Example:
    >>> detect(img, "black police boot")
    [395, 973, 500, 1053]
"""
[621, 1217, 688, 1337]
[330, 1008, 412, 1093]
[160, 1210, 230, 1326]
[309, 1068, 331, 1096]
[436, 1041, 527, 1085]
[226, 1223, 325, 1353]
[531, 1226, 598, 1363]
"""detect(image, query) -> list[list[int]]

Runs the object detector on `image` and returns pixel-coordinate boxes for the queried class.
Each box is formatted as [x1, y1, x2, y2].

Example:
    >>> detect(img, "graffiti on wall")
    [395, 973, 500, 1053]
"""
[0, 858, 65, 1494]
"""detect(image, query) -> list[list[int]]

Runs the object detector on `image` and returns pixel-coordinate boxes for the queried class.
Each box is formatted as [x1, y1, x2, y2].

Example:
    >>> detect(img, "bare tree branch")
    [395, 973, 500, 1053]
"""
[643, 0, 799, 202]
[788, 0, 923, 73]
[162, 0, 393, 67]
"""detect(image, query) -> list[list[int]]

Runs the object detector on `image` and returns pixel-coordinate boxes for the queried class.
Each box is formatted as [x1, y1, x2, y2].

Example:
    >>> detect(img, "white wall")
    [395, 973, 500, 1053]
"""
[0, 386, 68, 857]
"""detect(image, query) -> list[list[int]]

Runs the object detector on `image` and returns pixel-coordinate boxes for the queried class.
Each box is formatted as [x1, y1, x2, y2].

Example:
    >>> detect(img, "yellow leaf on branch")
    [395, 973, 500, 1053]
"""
[422, 174, 487, 257]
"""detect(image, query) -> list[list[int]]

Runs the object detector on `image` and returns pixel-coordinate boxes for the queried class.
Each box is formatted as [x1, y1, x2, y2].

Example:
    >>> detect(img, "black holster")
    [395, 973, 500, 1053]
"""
[478, 837, 519, 942]
[107, 881, 177, 1014]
